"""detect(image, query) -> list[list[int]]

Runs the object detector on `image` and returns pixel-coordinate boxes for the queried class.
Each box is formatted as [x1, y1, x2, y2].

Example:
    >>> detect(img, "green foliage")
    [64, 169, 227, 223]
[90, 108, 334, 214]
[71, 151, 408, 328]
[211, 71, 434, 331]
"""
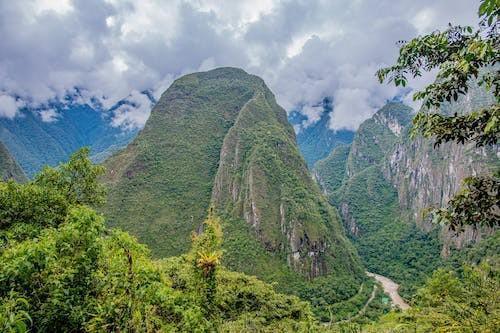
[479, 0, 500, 30]
[0, 292, 31, 333]
[364, 261, 500, 332]
[35, 147, 106, 206]
[433, 171, 499, 231]
[0, 181, 68, 232]
[448, 231, 500, 269]
[412, 105, 499, 147]
[377, 22, 498, 111]
[0, 149, 316, 332]
[0, 147, 106, 247]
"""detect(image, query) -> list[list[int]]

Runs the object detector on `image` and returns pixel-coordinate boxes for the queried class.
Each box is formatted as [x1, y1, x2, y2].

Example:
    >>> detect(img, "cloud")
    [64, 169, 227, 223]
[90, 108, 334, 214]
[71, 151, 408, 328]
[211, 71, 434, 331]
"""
[39, 109, 60, 122]
[0, 94, 24, 118]
[0, 0, 479, 129]
[110, 90, 155, 129]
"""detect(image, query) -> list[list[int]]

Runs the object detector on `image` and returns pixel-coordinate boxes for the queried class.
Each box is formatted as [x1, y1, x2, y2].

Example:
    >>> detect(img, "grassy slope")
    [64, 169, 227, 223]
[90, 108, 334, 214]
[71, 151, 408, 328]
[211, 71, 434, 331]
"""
[0, 141, 27, 182]
[104, 68, 258, 257]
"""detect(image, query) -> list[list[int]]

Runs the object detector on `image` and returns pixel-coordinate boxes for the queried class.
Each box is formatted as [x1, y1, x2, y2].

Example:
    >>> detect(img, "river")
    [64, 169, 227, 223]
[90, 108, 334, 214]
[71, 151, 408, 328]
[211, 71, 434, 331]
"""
[366, 272, 410, 310]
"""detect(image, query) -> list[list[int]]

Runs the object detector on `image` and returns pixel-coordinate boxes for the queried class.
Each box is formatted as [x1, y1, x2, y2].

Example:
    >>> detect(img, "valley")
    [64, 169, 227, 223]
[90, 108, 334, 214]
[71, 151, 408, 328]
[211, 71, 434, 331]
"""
[0, 1, 498, 330]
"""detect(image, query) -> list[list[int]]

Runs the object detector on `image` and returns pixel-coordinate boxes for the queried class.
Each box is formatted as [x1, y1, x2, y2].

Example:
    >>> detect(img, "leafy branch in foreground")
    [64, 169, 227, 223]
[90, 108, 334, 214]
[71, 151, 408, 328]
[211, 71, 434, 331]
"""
[377, 0, 500, 230]
[433, 172, 500, 231]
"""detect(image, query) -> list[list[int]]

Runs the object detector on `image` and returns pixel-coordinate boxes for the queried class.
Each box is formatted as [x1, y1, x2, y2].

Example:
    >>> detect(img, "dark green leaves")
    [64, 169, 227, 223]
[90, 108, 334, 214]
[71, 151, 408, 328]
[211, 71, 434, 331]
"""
[433, 172, 500, 231]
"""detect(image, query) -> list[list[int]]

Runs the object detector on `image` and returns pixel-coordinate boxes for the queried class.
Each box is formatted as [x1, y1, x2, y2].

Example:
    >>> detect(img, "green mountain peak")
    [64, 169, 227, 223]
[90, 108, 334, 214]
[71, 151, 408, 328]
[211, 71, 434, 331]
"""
[103, 67, 365, 318]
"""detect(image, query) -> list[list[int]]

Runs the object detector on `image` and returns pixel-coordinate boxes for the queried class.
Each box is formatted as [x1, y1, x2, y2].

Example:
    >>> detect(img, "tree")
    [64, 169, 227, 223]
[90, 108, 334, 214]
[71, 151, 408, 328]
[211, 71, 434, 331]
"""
[34, 147, 106, 206]
[377, 0, 499, 231]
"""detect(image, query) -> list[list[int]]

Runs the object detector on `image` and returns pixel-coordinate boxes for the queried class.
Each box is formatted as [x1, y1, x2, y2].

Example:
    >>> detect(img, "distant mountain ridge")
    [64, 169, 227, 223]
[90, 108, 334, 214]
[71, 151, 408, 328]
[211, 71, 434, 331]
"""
[0, 93, 149, 177]
[289, 98, 355, 168]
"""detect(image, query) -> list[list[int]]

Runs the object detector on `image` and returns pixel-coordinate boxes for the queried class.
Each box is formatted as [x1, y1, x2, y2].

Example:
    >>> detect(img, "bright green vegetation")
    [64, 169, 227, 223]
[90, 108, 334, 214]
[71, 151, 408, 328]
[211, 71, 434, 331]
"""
[363, 261, 499, 332]
[0, 149, 317, 332]
[314, 103, 443, 299]
[103, 67, 368, 320]
[0, 142, 26, 183]
[313, 144, 350, 192]
[448, 231, 500, 271]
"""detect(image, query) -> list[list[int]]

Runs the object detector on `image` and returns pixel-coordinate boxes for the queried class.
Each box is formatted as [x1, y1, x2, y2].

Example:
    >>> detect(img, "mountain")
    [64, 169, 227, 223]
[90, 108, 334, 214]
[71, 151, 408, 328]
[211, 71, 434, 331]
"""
[289, 98, 355, 168]
[0, 96, 143, 177]
[314, 85, 500, 297]
[315, 102, 443, 297]
[382, 83, 499, 256]
[103, 67, 367, 319]
[0, 141, 27, 182]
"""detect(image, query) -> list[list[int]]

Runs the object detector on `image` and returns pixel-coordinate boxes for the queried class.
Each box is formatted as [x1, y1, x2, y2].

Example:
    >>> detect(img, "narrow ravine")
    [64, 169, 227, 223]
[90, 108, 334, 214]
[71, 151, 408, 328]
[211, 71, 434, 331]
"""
[366, 272, 410, 310]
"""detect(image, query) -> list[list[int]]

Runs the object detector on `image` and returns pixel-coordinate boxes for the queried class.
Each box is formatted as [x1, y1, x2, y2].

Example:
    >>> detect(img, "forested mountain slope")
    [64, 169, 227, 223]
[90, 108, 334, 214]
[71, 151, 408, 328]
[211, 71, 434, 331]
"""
[315, 102, 443, 297]
[0, 97, 141, 177]
[103, 67, 367, 319]
[314, 85, 499, 298]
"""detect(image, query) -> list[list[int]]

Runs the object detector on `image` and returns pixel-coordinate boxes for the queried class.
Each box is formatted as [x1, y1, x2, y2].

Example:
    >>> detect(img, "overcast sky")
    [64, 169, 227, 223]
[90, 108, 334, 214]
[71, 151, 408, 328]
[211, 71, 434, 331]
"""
[0, 0, 478, 130]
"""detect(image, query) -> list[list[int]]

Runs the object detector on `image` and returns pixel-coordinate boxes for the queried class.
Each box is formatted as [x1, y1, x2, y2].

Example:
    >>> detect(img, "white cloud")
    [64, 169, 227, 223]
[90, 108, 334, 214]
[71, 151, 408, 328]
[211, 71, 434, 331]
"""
[0, 94, 23, 118]
[0, 0, 479, 129]
[301, 104, 323, 128]
[39, 108, 59, 122]
[110, 90, 154, 129]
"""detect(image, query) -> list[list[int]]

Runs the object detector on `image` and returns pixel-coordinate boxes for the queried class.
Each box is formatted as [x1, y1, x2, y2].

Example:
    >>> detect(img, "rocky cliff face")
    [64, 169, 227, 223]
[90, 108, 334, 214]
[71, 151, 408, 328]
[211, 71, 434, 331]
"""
[0, 141, 27, 182]
[346, 102, 413, 177]
[382, 86, 499, 255]
[315, 84, 498, 261]
[211, 88, 358, 279]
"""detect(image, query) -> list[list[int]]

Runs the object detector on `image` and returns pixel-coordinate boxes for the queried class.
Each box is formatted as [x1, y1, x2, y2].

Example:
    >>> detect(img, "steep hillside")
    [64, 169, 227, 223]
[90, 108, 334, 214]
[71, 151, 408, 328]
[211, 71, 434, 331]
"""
[289, 98, 354, 168]
[103, 67, 366, 319]
[315, 102, 443, 297]
[313, 143, 350, 195]
[314, 84, 499, 298]
[0, 141, 27, 182]
[383, 84, 499, 255]
[346, 102, 413, 176]
[0, 98, 140, 177]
